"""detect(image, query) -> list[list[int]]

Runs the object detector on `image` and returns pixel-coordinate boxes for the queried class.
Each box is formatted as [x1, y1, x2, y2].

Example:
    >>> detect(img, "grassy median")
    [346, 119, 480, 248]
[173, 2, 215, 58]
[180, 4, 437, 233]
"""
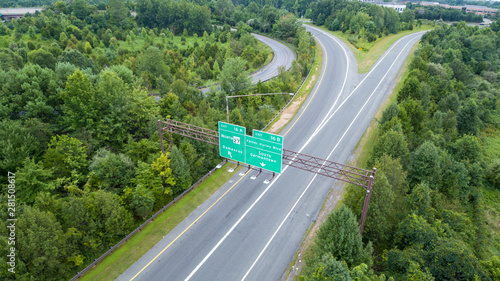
[81, 162, 240, 281]
[315, 24, 433, 74]
[266, 40, 324, 134]
[286, 30, 423, 281]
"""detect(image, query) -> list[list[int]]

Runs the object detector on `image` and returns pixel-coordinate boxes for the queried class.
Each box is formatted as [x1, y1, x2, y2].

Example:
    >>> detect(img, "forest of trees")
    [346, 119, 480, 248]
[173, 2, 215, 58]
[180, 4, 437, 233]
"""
[0, 0, 314, 279]
[307, 0, 486, 48]
[301, 21, 500, 281]
[0, 0, 121, 9]
[2, 0, 499, 280]
[307, 0, 418, 46]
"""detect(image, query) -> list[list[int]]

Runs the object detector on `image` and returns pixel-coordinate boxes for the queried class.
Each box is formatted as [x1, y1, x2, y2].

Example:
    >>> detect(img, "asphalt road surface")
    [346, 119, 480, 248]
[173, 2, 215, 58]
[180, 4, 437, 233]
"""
[201, 33, 295, 93]
[118, 26, 426, 281]
[250, 33, 295, 83]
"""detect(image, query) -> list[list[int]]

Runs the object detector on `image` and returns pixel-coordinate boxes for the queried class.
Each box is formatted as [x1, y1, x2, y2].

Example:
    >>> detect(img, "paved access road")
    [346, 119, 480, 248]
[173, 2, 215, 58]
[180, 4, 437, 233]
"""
[118, 26, 426, 281]
[201, 33, 295, 93]
[250, 33, 295, 83]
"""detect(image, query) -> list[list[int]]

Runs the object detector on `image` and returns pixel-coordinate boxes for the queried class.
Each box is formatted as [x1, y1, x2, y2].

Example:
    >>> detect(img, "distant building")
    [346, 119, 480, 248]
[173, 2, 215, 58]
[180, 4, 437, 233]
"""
[379, 3, 407, 13]
[0, 7, 43, 21]
[418, 1, 497, 17]
[464, 5, 497, 16]
[359, 1, 407, 13]
[420, 1, 440, 7]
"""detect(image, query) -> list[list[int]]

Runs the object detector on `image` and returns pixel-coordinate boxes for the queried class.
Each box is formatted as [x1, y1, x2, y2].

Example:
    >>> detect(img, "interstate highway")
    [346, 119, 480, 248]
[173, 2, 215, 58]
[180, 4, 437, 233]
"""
[118, 26, 426, 281]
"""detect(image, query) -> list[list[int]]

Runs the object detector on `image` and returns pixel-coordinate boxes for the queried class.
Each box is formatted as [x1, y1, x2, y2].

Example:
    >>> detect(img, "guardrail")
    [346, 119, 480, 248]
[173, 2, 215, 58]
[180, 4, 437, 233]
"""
[262, 41, 316, 131]
[70, 159, 227, 281]
[196, 34, 280, 91]
[71, 33, 314, 281]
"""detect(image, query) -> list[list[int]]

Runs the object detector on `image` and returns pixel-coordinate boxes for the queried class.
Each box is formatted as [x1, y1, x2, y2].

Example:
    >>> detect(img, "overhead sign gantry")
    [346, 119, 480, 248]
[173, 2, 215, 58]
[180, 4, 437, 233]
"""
[218, 122, 283, 174]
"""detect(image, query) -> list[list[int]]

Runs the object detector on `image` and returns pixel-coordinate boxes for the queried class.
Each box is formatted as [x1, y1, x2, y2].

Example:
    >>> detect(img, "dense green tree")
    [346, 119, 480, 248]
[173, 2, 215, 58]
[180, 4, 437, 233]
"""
[438, 153, 470, 198]
[219, 57, 251, 94]
[170, 146, 193, 195]
[58, 49, 96, 71]
[108, 0, 130, 28]
[409, 141, 441, 187]
[17, 207, 70, 279]
[394, 214, 438, 251]
[0, 48, 24, 71]
[27, 49, 56, 70]
[128, 87, 160, 138]
[95, 70, 131, 145]
[180, 141, 205, 179]
[89, 149, 135, 190]
[42, 135, 88, 181]
[405, 182, 434, 220]
[372, 129, 410, 168]
[485, 161, 500, 189]
[137, 46, 171, 86]
[480, 255, 500, 281]
[379, 103, 400, 126]
[1, 64, 59, 122]
[133, 161, 163, 191]
[451, 134, 480, 163]
[457, 99, 479, 136]
[300, 255, 352, 281]
[363, 172, 397, 251]
[400, 98, 426, 137]
[314, 205, 373, 268]
[16, 158, 53, 204]
[55, 61, 78, 84]
[129, 185, 155, 219]
[61, 70, 99, 132]
[71, 0, 89, 20]
[61, 190, 133, 255]
[425, 239, 488, 280]
[0, 120, 38, 176]
[398, 75, 420, 103]
[151, 152, 176, 190]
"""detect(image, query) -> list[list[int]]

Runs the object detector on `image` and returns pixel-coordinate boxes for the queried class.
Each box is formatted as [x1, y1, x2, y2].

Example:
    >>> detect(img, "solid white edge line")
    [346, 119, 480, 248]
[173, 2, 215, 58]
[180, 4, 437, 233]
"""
[310, 30, 427, 137]
[185, 30, 423, 281]
[184, 26, 350, 281]
[240, 33, 423, 281]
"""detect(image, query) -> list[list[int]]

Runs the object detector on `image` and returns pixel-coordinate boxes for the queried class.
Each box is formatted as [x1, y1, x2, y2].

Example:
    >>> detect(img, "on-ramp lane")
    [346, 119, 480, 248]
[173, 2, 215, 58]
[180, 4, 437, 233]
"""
[200, 34, 295, 93]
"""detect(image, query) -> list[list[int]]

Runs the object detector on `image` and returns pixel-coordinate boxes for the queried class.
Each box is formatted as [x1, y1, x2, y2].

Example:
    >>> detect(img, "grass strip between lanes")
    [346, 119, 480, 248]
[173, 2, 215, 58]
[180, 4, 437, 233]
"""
[81, 36, 313, 281]
[81, 163, 240, 281]
[266, 39, 323, 134]
[314, 24, 434, 74]
[348, 39, 420, 169]
[288, 34, 422, 280]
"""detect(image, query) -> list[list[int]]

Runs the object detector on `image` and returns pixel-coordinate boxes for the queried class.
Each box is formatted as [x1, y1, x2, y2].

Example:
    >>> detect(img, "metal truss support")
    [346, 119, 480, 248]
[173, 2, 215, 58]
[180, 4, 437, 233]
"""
[158, 119, 219, 154]
[281, 149, 375, 189]
[359, 171, 376, 235]
[159, 118, 377, 234]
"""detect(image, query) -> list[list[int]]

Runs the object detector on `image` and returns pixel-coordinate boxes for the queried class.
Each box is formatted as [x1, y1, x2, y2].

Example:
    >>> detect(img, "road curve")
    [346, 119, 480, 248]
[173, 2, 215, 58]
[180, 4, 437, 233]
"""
[250, 33, 295, 83]
[118, 26, 426, 281]
[201, 33, 295, 92]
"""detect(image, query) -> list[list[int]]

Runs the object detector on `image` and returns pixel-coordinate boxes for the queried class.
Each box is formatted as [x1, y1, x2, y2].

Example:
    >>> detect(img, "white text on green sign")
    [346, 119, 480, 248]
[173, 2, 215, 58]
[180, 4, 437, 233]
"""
[218, 122, 245, 163]
[252, 130, 283, 145]
[246, 135, 282, 154]
[246, 135, 282, 173]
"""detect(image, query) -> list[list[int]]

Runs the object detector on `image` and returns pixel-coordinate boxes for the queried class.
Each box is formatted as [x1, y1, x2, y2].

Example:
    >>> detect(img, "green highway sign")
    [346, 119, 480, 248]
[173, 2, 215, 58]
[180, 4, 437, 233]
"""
[218, 123, 284, 174]
[245, 136, 282, 173]
[252, 130, 283, 151]
[219, 121, 246, 163]
[253, 130, 283, 142]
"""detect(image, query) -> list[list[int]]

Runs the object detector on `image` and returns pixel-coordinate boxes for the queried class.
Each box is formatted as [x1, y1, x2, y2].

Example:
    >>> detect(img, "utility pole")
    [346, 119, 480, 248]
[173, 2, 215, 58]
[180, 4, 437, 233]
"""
[159, 119, 378, 235]
[359, 168, 376, 235]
